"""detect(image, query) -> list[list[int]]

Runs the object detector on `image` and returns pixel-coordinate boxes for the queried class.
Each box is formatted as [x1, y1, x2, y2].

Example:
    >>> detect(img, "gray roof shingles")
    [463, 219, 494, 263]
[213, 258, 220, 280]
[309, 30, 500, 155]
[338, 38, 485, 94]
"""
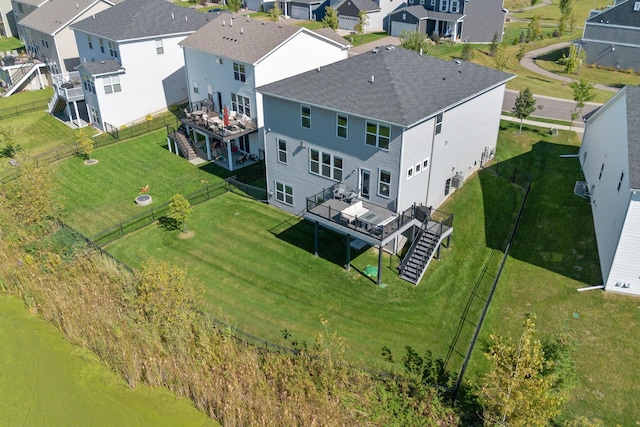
[587, 0, 640, 28]
[77, 58, 122, 75]
[72, 0, 211, 41]
[626, 85, 640, 189]
[391, 5, 463, 21]
[18, 0, 122, 35]
[180, 14, 348, 64]
[257, 47, 513, 127]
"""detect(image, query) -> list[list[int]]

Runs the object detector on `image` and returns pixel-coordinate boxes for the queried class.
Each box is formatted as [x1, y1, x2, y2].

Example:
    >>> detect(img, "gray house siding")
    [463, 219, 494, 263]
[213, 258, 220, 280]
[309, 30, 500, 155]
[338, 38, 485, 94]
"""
[460, 0, 505, 43]
[388, 10, 419, 26]
[263, 95, 402, 214]
[396, 120, 433, 211]
[337, 0, 361, 16]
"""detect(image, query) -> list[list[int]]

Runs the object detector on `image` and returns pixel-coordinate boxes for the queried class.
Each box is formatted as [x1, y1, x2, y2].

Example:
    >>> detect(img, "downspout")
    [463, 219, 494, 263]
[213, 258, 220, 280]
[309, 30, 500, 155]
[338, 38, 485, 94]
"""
[424, 118, 437, 207]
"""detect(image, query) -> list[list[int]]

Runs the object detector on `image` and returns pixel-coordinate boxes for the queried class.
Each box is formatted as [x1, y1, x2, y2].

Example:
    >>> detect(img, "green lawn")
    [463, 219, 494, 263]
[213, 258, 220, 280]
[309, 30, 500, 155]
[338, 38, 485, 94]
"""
[345, 31, 388, 46]
[0, 86, 53, 111]
[52, 129, 224, 235]
[0, 294, 217, 426]
[1, 111, 81, 155]
[0, 36, 24, 53]
[509, 0, 612, 25]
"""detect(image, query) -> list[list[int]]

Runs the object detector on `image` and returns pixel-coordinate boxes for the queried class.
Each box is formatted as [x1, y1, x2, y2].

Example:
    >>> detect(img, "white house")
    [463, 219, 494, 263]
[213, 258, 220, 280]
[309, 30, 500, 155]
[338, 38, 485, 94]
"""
[17, 0, 121, 74]
[70, 0, 211, 130]
[176, 14, 349, 170]
[579, 85, 640, 296]
[257, 47, 513, 284]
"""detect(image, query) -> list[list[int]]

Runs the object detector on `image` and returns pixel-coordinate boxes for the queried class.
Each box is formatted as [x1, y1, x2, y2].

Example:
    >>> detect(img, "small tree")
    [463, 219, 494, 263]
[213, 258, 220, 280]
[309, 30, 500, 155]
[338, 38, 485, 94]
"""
[268, 2, 282, 22]
[494, 44, 509, 71]
[322, 6, 338, 30]
[461, 42, 473, 61]
[489, 32, 499, 56]
[354, 10, 368, 35]
[399, 30, 430, 53]
[227, 0, 242, 12]
[479, 314, 563, 426]
[513, 87, 537, 133]
[528, 14, 542, 41]
[0, 127, 20, 158]
[167, 194, 192, 233]
[76, 128, 94, 161]
[568, 79, 595, 135]
[530, 0, 539, 6]
[559, 44, 585, 75]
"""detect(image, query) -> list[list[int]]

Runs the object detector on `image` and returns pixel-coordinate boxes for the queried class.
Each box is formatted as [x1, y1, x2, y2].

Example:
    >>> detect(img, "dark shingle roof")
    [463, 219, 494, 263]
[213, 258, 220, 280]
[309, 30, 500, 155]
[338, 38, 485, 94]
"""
[180, 14, 348, 64]
[586, 0, 640, 28]
[626, 85, 640, 189]
[257, 47, 513, 127]
[72, 0, 211, 41]
[18, 0, 122, 35]
[340, 0, 380, 12]
[390, 5, 463, 21]
[76, 59, 123, 76]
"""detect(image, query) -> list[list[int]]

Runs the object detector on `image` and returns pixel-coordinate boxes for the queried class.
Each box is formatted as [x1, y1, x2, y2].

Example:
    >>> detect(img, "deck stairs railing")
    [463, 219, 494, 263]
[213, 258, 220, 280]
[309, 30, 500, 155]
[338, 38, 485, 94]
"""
[4, 62, 40, 97]
[167, 124, 197, 161]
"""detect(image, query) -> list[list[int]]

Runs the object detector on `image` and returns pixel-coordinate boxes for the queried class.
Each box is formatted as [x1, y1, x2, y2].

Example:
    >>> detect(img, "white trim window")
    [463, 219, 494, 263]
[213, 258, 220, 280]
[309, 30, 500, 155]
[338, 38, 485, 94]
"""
[423, 157, 430, 169]
[337, 113, 348, 139]
[309, 148, 343, 181]
[103, 75, 121, 94]
[378, 169, 391, 197]
[233, 62, 246, 82]
[108, 41, 118, 58]
[415, 162, 422, 174]
[89, 106, 101, 125]
[440, 0, 449, 12]
[277, 138, 287, 164]
[192, 80, 199, 94]
[435, 113, 443, 135]
[301, 105, 311, 129]
[87, 35, 93, 49]
[365, 121, 390, 149]
[275, 181, 293, 206]
[450, 0, 460, 12]
[407, 166, 414, 180]
[155, 39, 164, 55]
[82, 73, 95, 93]
[41, 38, 48, 48]
[430, 0, 436, 6]
[99, 38, 104, 53]
[231, 93, 251, 117]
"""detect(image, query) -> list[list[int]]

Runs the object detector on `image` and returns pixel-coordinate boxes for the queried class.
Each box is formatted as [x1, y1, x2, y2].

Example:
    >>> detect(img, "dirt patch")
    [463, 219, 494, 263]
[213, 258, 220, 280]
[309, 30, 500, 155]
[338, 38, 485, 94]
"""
[178, 230, 195, 239]
[84, 159, 99, 165]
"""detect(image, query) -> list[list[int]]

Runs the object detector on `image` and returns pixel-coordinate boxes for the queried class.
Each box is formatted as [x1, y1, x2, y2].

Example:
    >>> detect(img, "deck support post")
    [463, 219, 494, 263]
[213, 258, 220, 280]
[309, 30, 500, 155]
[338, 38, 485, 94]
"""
[345, 234, 351, 271]
[436, 243, 441, 260]
[377, 245, 383, 286]
[314, 221, 319, 257]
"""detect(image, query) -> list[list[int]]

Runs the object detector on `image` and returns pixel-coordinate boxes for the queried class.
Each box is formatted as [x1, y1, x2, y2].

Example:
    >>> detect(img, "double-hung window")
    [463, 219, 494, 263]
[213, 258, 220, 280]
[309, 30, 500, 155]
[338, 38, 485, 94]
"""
[301, 105, 311, 129]
[440, 0, 449, 12]
[192, 80, 199, 94]
[378, 170, 391, 197]
[82, 74, 95, 94]
[277, 139, 287, 164]
[365, 121, 390, 149]
[231, 93, 251, 117]
[87, 35, 93, 49]
[233, 62, 246, 82]
[450, 0, 460, 12]
[309, 148, 342, 181]
[337, 114, 348, 139]
[275, 181, 293, 206]
[99, 38, 104, 53]
[103, 75, 121, 94]
[435, 113, 443, 135]
[108, 41, 118, 58]
[155, 39, 164, 55]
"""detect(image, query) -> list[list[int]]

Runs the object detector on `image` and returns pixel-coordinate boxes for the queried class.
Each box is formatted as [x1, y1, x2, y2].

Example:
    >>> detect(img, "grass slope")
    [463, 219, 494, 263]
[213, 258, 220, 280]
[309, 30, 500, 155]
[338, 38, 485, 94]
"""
[0, 294, 217, 426]
[1, 111, 79, 155]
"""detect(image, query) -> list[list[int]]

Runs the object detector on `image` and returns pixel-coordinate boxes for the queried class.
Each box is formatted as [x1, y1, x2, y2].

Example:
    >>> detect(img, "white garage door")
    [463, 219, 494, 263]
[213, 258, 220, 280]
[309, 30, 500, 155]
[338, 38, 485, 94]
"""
[291, 5, 309, 19]
[390, 21, 417, 37]
[339, 15, 358, 31]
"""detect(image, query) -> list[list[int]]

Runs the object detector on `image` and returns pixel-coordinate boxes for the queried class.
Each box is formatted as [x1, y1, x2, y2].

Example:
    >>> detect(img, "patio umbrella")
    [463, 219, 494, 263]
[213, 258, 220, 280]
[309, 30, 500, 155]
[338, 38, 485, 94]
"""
[223, 105, 229, 127]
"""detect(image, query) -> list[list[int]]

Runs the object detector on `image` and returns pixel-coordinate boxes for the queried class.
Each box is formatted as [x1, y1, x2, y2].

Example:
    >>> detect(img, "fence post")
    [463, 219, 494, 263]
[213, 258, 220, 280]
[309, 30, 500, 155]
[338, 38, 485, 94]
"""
[151, 208, 155, 221]
[120, 222, 124, 237]
[206, 184, 210, 199]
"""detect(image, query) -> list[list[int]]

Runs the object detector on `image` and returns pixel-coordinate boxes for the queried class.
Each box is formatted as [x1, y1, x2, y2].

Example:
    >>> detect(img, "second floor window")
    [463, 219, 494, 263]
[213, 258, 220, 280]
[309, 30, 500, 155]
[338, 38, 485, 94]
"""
[99, 38, 104, 53]
[87, 35, 93, 49]
[450, 0, 460, 12]
[155, 39, 164, 55]
[337, 114, 348, 138]
[378, 170, 391, 198]
[233, 62, 246, 82]
[365, 121, 390, 149]
[103, 75, 121, 94]
[301, 105, 311, 129]
[41, 39, 48, 48]
[231, 93, 251, 117]
[277, 139, 287, 164]
[82, 74, 95, 94]
[435, 113, 443, 135]
[309, 148, 342, 181]
[193, 80, 199, 93]
[440, 0, 449, 12]
[108, 41, 118, 58]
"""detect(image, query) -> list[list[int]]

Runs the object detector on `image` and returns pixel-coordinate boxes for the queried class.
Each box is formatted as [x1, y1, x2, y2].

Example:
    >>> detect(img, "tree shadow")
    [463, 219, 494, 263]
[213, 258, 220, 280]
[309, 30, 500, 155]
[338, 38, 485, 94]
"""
[158, 216, 180, 231]
[479, 140, 601, 284]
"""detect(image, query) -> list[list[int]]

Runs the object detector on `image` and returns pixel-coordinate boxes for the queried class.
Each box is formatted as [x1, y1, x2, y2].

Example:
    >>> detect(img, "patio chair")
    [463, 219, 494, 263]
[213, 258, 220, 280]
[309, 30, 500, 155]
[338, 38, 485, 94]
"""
[183, 108, 191, 120]
[333, 182, 347, 200]
[236, 152, 248, 164]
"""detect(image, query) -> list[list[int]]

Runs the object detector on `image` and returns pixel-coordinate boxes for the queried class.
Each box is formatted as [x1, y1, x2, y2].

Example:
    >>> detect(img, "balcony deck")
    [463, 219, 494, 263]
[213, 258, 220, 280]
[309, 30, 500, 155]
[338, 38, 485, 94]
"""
[51, 72, 84, 102]
[181, 109, 257, 144]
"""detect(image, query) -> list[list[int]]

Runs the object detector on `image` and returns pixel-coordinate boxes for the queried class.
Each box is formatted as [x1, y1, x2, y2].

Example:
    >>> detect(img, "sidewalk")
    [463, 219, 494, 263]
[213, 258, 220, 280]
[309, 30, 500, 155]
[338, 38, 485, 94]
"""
[500, 114, 584, 134]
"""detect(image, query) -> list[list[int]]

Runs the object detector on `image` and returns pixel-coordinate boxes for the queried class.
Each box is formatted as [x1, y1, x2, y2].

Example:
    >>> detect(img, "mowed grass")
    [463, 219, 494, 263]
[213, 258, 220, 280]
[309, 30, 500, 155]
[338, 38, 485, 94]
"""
[1, 111, 81, 155]
[0, 86, 52, 110]
[52, 129, 222, 235]
[0, 294, 217, 426]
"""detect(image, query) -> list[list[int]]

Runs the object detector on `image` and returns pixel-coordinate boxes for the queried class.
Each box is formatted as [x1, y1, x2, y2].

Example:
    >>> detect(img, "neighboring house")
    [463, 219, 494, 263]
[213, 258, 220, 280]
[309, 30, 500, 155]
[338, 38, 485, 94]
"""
[257, 47, 512, 284]
[17, 0, 121, 74]
[283, 0, 326, 20]
[578, 85, 640, 296]
[176, 14, 349, 171]
[334, 0, 383, 32]
[10, 0, 45, 26]
[1, 0, 18, 37]
[69, 0, 210, 130]
[388, 0, 506, 43]
[577, 0, 640, 72]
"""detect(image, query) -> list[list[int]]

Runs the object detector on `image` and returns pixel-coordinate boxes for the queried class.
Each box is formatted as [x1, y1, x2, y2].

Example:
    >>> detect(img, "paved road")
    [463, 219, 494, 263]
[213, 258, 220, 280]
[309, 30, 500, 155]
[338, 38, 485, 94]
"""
[503, 89, 601, 125]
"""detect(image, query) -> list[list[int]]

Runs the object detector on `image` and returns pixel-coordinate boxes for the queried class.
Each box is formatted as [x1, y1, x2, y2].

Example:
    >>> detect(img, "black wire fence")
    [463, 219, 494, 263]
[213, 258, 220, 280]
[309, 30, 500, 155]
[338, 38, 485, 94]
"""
[0, 99, 49, 120]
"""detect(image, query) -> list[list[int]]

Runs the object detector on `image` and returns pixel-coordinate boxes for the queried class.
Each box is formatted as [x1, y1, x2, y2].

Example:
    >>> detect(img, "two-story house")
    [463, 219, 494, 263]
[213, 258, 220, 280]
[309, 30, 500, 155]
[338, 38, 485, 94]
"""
[70, 0, 210, 130]
[175, 14, 349, 170]
[257, 46, 512, 284]
[388, 0, 506, 43]
[10, 0, 44, 28]
[17, 0, 120, 74]
[577, 0, 640, 72]
[578, 85, 640, 296]
[1, 0, 18, 37]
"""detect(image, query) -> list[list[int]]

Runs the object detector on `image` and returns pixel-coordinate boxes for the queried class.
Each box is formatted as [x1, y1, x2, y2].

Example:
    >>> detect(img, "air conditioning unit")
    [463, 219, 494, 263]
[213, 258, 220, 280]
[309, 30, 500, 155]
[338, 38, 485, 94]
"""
[452, 173, 464, 189]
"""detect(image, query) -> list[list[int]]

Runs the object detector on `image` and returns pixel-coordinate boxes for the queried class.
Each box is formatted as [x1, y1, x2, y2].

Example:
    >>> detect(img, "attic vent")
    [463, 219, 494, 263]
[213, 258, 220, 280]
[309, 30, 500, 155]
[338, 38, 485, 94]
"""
[634, 1, 640, 11]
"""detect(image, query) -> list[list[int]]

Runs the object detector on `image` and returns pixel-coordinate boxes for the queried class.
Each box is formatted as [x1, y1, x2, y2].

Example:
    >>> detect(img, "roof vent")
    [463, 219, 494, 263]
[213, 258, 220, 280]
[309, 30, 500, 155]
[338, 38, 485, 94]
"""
[240, 27, 244, 34]
[230, 17, 233, 26]
[92, 14, 95, 19]
[171, 12, 174, 19]
[76, 3, 79, 8]
[455, 59, 461, 64]
[222, 19, 226, 26]
[419, 48, 422, 56]
[369, 75, 374, 83]
[317, 66, 320, 72]
[100, 60, 104, 64]
[372, 47, 379, 53]
[386, 45, 396, 51]
[185, 16, 188, 21]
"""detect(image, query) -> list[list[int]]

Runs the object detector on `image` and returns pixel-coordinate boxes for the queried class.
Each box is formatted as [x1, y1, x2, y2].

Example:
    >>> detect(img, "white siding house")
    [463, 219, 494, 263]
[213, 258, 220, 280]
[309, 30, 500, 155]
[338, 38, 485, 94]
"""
[71, 0, 211, 129]
[178, 15, 349, 170]
[579, 85, 640, 296]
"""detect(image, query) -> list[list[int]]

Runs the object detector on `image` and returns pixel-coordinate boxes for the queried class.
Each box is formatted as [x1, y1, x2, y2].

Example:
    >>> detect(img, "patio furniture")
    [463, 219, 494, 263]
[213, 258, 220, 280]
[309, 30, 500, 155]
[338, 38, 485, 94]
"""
[249, 154, 258, 161]
[333, 182, 347, 200]
[236, 153, 248, 164]
[340, 200, 368, 224]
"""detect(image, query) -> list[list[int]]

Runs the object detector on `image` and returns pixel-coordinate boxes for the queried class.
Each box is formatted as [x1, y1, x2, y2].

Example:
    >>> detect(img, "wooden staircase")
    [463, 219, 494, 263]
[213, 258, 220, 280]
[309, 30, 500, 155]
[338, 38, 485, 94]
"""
[168, 124, 197, 161]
